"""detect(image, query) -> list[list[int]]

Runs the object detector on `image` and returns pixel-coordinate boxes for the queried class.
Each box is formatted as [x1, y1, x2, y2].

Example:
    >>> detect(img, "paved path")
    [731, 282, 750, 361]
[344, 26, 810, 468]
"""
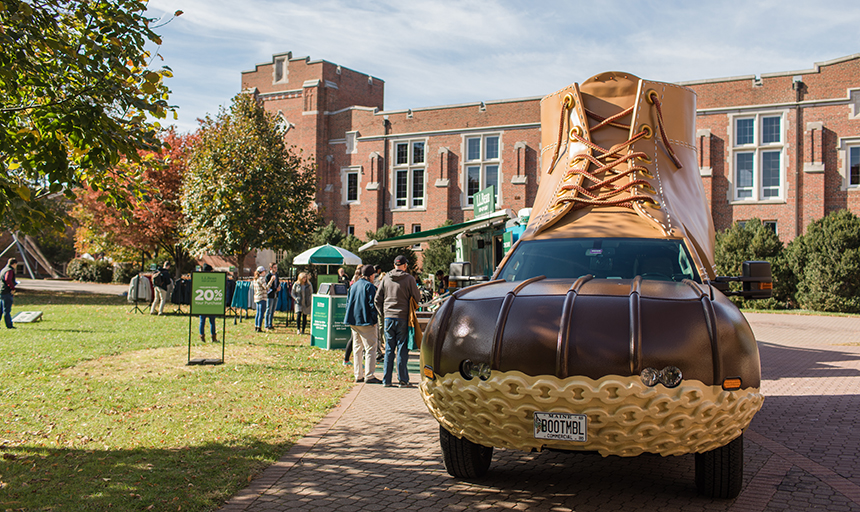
[16, 278, 128, 295]
[216, 312, 859, 511]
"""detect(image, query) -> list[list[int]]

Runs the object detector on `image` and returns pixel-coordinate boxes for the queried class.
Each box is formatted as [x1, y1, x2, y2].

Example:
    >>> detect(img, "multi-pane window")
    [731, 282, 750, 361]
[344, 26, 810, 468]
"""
[850, 146, 860, 187]
[393, 140, 426, 209]
[341, 167, 360, 204]
[346, 172, 358, 202]
[412, 225, 422, 250]
[465, 134, 500, 206]
[733, 113, 785, 201]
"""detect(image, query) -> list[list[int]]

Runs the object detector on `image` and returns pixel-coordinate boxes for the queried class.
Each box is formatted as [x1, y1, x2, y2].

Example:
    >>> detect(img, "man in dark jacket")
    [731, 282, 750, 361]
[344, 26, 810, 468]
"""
[344, 265, 381, 384]
[0, 257, 17, 329]
[150, 261, 172, 315]
[374, 255, 421, 388]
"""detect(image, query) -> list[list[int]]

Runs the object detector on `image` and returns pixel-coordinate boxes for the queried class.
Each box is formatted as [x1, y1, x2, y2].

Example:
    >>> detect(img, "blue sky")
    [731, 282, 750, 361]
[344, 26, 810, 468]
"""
[146, 0, 860, 134]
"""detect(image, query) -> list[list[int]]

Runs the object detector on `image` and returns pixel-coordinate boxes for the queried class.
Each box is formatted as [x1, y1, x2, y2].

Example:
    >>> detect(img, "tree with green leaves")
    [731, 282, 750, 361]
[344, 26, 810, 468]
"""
[714, 218, 793, 309]
[359, 225, 417, 275]
[421, 219, 456, 277]
[0, 0, 177, 234]
[182, 93, 320, 276]
[783, 209, 860, 313]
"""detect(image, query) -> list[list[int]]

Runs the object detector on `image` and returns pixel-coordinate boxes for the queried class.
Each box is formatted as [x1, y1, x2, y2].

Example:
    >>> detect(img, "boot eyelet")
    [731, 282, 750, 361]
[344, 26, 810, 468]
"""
[637, 154, 653, 165]
[556, 188, 569, 198]
[548, 202, 567, 213]
[569, 125, 583, 139]
[646, 89, 659, 104]
[644, 200, 661, 209]
[638, 168, 654, 179]
[563, 172, 577, 183]
[562, 93, 575, 109]
[639, 124, 653, 139]
[639, 183, 656, 194]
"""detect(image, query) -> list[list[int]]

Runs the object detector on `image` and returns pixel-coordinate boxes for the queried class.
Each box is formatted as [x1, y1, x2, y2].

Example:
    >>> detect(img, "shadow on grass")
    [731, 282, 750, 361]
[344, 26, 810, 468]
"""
[0, 439, 287, 512]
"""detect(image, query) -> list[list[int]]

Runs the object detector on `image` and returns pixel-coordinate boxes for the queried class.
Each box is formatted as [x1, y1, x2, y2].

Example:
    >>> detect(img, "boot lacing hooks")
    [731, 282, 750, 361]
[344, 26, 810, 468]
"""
[550, 92, 682, 211]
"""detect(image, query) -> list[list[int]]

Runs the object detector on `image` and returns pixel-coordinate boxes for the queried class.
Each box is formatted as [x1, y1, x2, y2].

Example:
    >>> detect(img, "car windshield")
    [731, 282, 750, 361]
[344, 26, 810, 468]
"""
[497, 238, 700, 283]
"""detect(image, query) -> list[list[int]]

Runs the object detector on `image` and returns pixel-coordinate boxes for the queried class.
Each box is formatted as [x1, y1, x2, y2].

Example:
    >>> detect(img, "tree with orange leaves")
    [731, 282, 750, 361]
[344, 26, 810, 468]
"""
[72, 129, 195, 275]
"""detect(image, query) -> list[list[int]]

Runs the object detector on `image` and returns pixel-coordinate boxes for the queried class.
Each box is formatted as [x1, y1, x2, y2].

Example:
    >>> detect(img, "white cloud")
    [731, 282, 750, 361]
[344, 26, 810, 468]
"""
[144, 0, 860, 132]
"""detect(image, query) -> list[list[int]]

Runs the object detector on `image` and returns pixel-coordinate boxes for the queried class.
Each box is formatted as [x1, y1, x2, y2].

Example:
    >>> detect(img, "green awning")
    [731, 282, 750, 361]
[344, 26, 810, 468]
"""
[359, 210, 512, 252]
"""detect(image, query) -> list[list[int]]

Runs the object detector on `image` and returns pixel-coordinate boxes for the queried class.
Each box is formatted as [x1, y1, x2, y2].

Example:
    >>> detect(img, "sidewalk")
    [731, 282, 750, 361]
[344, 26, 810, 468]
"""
[16, 278, 128, 296]
[219, 312, 860, 511]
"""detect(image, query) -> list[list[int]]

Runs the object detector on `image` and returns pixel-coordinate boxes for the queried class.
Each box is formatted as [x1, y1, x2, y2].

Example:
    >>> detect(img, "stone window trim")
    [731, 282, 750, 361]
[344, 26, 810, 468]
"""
[390, 137, 428, 211]
[272, 53, 290, 84]
[726, 110, 789, 203]
[341, 165, 362, 205]
[803, 121, 825, 173]
[461, 132, 503, 210]
[837, 136, 860, 190]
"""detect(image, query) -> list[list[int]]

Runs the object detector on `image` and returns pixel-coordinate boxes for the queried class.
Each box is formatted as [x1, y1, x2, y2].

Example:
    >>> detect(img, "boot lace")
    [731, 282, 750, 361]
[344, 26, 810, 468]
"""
[549, 91, 682, 212]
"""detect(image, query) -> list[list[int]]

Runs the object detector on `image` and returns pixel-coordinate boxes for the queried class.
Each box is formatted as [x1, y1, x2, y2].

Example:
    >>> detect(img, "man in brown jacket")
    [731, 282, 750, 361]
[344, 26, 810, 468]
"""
[374, 255, 421, 388]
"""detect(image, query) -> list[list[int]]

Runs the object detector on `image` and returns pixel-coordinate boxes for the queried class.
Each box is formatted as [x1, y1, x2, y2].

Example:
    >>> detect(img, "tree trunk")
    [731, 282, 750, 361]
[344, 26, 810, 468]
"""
[236, 250, 250, 278]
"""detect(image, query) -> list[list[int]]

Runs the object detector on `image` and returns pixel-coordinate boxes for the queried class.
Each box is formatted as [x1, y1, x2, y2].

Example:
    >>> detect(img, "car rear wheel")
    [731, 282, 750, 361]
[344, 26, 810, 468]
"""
[439, 425, 493, 479]
[695, 433, 744, 498]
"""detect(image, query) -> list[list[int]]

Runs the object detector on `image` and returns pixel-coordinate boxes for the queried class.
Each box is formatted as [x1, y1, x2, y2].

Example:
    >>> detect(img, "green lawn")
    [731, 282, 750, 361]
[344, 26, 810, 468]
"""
[0, 291, 352, 511]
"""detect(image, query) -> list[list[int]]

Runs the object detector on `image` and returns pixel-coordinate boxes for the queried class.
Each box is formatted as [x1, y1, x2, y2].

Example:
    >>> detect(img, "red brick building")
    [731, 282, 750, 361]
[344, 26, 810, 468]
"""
[241, 52, 860, 246]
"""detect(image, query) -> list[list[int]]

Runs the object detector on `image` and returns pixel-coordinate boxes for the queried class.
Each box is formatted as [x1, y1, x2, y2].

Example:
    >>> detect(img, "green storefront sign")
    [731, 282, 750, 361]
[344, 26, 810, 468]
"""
[310, 294, 351, 350]
[188, 271, 227, 365]
[474, 185, 496, 218]
[190, 272, 227, 316]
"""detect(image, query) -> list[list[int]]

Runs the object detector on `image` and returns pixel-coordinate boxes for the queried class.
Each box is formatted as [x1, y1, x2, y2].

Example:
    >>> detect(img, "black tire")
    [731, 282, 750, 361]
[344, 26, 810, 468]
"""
[695, 433, 744, 499]
[439, 425, 493, 479]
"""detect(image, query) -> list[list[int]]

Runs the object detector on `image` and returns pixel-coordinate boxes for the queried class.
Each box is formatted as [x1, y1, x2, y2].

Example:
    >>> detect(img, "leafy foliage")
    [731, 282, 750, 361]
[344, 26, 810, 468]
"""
[421, 219, 457, 277]
[0, 0, 177, 233]
[66, 258, 113, 283]
[714, 219, 793, 309]
[182, 94, 320, 276]
[783, 209, 860, 313]
[71, 129, 194, 274]
[359, 225, 418, 275]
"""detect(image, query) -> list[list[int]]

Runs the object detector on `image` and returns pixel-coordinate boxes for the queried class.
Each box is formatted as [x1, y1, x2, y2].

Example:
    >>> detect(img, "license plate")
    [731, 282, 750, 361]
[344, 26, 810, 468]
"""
[533, 412, 587, 442]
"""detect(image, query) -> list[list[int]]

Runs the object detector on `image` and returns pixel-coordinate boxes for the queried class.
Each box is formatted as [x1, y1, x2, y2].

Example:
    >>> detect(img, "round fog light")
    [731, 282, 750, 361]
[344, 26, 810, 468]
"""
[659, 366, 683, 388]
[459, 359, 474, 380]
[640, 367, 660, 387]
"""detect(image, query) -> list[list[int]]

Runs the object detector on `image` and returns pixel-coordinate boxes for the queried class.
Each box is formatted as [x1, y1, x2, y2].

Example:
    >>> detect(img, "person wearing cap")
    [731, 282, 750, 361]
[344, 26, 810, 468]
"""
[344, 264, 381, 384]
[252, 265, 270, 332]
[374, 255, 421, 388]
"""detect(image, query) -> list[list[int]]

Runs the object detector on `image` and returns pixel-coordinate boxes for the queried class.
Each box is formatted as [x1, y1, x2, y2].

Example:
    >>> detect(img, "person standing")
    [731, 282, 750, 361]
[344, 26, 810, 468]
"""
[199, 264, 218, 342]
[344, 265, 381, 384]
[0, 258, 17, 329]
[374, 255, 420, 388]
[264, 263, 280, 331]
[150, 261, 173, 315]
[337, 267, 350, 287]
[253, 266, 269, 332]
[292, 272, 313, 335]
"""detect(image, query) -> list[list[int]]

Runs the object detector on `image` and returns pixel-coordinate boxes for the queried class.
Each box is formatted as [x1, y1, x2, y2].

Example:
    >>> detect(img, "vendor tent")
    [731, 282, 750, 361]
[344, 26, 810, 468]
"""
[292, 244, 362, 265]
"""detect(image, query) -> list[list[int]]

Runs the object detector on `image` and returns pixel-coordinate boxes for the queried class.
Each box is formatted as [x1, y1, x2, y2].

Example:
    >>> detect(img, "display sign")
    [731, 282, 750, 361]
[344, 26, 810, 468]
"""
[190, 271, 227, 316]
[474, 185, 496, 218]
[310, 294, 351, 349]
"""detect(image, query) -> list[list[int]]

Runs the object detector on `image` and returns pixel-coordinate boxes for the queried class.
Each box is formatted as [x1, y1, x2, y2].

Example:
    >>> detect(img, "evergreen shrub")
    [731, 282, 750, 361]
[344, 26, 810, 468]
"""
[783, 209, 860, 313]
[714, 219, 794, 309]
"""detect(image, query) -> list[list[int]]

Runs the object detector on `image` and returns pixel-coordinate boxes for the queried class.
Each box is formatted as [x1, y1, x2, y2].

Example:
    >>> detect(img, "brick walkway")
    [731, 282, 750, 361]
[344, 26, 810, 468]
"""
[220, 312, 860, 511]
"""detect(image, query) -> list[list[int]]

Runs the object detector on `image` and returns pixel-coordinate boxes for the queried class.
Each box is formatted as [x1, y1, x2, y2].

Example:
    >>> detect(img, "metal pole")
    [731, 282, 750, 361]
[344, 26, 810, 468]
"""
[12, 233, 36, 279]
